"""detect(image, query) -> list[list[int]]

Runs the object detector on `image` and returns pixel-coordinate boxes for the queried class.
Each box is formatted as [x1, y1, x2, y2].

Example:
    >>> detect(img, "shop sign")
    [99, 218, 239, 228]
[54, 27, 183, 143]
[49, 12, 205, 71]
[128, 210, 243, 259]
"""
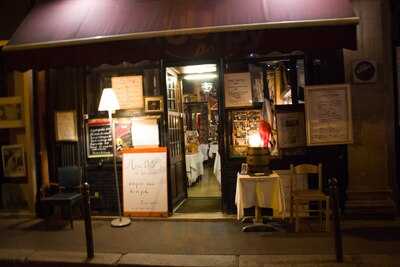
[352, 60, 377, 83]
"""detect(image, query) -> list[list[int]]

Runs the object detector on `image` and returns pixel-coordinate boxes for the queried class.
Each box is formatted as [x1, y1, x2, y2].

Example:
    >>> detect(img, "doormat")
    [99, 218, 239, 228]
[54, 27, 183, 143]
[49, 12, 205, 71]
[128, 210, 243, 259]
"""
[175, 197, 222, 213]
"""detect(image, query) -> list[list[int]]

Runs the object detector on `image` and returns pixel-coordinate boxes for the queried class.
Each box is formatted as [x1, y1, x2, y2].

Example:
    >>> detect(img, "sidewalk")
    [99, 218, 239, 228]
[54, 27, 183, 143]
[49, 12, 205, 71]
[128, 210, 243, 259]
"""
[0, 217, 399, 266]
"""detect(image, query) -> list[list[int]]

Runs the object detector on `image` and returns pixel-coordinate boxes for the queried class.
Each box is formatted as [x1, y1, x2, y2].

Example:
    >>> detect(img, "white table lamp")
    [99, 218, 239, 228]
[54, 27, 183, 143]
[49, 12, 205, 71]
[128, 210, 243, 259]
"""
[98, 88, 131, 227]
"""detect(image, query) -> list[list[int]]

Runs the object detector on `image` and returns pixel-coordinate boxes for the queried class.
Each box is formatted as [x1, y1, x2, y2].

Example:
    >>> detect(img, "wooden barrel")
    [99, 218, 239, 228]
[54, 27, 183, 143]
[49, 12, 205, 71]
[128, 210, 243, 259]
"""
[246, 147, 271, 174]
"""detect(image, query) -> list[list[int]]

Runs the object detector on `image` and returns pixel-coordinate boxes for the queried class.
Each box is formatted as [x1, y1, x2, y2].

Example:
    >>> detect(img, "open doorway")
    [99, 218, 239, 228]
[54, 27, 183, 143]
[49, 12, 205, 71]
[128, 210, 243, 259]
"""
[166, 64, 221, 213]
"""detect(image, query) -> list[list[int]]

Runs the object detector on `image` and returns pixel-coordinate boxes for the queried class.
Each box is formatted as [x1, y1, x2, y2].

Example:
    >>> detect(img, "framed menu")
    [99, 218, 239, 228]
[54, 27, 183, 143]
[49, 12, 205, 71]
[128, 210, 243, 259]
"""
[111, 75, 144, 109]
[224, 72, 253, 108]
[86, 118, 113, 158]
[305, 84, 353, 146]
[55, 110, 78, 142]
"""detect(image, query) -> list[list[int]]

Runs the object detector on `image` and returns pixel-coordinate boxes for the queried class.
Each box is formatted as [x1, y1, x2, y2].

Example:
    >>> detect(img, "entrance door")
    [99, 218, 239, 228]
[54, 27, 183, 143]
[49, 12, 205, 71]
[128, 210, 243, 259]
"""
[167, 64, 222, 214]
[166, 70, 187, 208]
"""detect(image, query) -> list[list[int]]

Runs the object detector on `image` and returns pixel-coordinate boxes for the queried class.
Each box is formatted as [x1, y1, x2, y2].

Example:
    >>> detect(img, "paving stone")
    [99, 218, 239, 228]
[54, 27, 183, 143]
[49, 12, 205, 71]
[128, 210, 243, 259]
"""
[239, 255, 356, 267]
[28, 250, 121, 265]
[0, 249, 34, 262]
[119, 253, 238, 267]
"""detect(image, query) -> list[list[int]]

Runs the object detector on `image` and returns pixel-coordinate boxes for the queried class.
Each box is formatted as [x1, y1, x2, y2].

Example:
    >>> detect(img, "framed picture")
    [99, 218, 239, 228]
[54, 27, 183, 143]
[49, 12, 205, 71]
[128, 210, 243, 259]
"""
[224, 72, 253, 108]
[1, 145, 26, 177]
[276, 105, 306, 149]
[145, 96, 164, 113]
[0, 97, 24, 129]
[228, 109, 261, 158]
[55, 110, 78, 142]
[305, 84, 353, 146]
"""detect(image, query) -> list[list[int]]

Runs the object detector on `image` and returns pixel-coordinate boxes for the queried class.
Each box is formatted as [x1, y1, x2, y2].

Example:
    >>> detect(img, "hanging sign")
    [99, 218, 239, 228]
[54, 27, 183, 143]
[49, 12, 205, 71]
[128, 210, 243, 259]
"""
[111, 75, 144, 109]
[305, 84, 353, 146]
[86, 118, 113, 158]
[122, 147, 168, 217]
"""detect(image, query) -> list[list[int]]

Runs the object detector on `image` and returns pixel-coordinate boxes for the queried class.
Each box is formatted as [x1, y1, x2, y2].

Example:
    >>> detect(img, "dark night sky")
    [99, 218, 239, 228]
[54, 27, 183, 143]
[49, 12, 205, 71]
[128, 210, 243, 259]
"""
[0, 0, 34, 40]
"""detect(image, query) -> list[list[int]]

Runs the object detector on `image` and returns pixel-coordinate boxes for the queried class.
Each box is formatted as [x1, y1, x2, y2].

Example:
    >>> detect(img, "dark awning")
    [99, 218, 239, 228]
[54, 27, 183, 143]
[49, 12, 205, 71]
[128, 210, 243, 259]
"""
[3, 0, 359, 70]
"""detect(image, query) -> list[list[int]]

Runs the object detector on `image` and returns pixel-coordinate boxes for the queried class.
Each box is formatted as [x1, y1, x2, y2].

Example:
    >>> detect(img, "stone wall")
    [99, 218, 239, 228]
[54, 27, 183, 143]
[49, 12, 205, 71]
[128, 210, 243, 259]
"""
[343, 0, 398, 217]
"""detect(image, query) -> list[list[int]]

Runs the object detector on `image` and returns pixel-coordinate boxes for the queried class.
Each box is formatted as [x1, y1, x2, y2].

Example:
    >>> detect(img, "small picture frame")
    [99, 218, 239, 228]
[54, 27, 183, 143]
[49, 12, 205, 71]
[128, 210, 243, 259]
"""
[145, 96, 164, 113]
[55, 110, 78, 142]
[0, 97, 24, 128]
[240, 163, 248, 175]
[1, 145, 26, 177]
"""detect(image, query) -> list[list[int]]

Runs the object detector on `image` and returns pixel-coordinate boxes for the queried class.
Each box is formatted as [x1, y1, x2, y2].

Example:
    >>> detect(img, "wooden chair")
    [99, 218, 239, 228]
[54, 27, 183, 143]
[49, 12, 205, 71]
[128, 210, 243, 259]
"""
[290, 163, 330, 232]
[41, 166, 83, 229]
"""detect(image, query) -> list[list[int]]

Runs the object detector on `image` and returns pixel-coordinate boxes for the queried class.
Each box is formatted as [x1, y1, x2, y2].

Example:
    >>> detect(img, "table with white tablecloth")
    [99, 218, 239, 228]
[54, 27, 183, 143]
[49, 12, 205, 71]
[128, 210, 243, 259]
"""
[198, 144, 209, 162]
[213, 152, 221, 185]
[235, 172, 285, 221]
[185, 152, 204, 185]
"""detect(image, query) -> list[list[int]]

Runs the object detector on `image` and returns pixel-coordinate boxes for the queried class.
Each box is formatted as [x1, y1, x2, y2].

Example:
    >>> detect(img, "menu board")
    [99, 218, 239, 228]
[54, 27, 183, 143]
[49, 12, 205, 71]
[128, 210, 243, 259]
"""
[305, 84, 353, 146]
[122, 147, 168, 216]
[224, 72, 253, 108]
[86, 119, 113, 158]
[111, 75, 144, 109]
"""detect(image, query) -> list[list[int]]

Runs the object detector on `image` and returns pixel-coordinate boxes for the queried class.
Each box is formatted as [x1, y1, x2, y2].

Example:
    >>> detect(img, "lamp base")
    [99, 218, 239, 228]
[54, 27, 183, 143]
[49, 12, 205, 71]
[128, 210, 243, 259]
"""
[111, 217, 131, 227]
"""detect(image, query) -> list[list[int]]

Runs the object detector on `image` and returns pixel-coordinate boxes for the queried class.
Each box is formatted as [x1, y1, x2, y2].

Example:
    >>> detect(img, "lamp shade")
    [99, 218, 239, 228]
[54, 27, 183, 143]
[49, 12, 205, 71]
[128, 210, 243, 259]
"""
[98, 88, 120, 111]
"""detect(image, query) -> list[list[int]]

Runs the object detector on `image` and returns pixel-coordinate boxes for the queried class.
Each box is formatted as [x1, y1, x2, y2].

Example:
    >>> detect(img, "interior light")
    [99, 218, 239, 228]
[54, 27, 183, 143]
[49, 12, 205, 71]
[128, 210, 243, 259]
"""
[184, 73, 217, 81]
[248, 133, 262, 147]
[182, 64, 217, 74]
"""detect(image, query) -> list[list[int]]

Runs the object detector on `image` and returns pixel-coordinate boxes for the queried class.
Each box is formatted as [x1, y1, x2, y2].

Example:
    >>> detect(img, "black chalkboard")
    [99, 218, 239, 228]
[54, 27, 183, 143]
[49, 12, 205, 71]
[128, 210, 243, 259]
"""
[86, 119, 113, 158]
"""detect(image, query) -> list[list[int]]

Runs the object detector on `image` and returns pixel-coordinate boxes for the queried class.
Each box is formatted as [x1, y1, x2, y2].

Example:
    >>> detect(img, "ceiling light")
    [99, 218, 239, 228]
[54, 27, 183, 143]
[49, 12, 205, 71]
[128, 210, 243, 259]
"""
[183, 73, 217, 81]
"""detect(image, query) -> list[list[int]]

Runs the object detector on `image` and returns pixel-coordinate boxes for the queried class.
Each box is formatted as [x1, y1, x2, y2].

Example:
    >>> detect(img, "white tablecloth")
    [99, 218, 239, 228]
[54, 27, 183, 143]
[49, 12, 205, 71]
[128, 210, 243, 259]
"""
[213, 152, 221, 185]
[199, 144, 209, 162]
[208, 143, 219, 157]
[185, 152, 204, 185]
[235, 172, 285, 220]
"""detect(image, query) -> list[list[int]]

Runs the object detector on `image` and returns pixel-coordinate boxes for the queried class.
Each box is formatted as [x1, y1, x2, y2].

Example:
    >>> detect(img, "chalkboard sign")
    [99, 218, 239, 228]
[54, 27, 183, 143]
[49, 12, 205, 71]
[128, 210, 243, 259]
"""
[122, 147, 168, 217]
[86, 118, 113, 158]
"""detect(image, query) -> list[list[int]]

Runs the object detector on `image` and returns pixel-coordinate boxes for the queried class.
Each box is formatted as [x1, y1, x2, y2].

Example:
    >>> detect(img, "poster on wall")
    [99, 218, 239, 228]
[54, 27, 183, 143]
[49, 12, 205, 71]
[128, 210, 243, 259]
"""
[305, 84, 353, 146]
[224, 72, 253, 108]
[111, 75, 144, 109]
[114, 118, 132, 153]
[122, 147, 168, 217]
[132, 117, 159, 147]
[86, 118, 113, 158]
[276, 110, 306, 148]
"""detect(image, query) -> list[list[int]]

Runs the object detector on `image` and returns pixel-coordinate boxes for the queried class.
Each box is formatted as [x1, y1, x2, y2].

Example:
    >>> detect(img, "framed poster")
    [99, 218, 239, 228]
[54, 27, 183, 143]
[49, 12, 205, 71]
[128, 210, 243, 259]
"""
[0, 97, 23, 128]
[276, 106, 306, 149]
[122, 147, 168, 217]
[1, 145, 26, 177]
[224, 72, 253, 108]
[305, 84, 353, 146]
[229, 109, 261, 158]
[111, 75, 144, 109]
[86, 118, 113, 158]
[55, 110, 78, 142]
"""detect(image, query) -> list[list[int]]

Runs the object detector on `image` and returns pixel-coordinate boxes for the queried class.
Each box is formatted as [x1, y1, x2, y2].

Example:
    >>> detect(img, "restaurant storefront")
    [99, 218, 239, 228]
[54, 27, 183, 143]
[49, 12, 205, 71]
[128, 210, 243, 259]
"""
[1, 0, 397, 218]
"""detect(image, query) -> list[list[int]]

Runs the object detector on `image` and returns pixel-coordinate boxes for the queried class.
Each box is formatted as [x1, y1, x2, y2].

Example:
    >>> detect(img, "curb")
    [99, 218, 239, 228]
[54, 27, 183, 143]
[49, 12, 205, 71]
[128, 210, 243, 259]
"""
[1, 249, 400, 267]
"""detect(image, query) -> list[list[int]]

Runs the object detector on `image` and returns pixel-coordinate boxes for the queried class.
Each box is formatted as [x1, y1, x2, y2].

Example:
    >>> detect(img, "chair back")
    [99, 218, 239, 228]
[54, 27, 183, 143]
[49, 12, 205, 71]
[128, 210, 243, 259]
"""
[290, 163, 322, 192]
[57, 166, 82, 190]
